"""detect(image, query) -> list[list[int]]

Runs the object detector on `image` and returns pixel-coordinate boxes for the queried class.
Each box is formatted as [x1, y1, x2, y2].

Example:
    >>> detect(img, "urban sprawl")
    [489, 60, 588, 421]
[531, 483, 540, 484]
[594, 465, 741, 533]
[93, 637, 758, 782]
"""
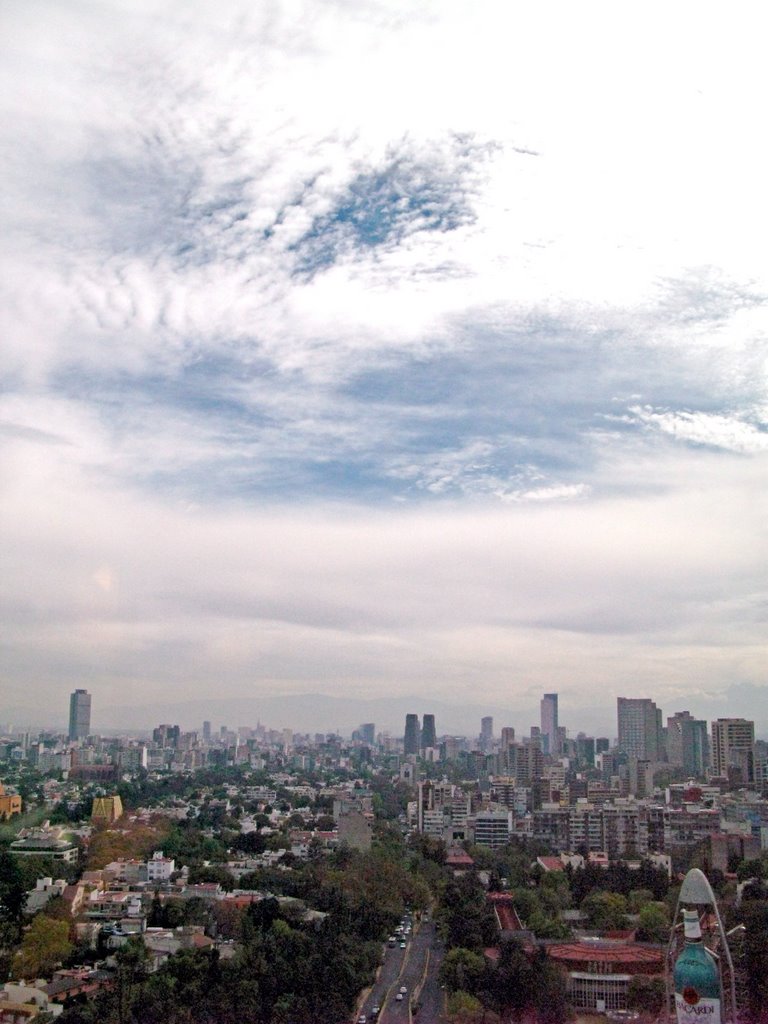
[0, 690, 767, 1022]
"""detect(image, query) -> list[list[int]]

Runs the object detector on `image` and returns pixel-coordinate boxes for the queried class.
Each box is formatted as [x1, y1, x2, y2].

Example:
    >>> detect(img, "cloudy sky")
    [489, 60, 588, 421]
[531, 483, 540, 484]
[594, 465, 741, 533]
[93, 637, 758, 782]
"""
[2, 0, 767, 736]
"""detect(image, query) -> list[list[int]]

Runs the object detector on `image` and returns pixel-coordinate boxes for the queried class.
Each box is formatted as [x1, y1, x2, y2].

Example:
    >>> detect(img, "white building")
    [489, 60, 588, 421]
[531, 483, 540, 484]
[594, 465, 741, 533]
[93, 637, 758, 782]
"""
[146, 851, 175, 883]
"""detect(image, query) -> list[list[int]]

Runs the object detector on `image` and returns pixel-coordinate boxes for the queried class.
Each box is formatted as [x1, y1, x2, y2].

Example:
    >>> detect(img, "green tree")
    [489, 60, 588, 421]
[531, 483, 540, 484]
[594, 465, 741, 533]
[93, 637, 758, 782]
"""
[440, 947, 486, 994]
[627, 888, 656, 914]
[627, 975, 665, 1015]
[12, 914, 72, 979]
[737, 858, 766, 882]
[0, 851, 27, 929]
[739, 901, 768, 1023]
[581, 891, 628, 931]
[480, 937, 534, 1019]
[635, 901, 670, 943]
[446, 990, 484, 1024]
[532, 957, 572, 1024]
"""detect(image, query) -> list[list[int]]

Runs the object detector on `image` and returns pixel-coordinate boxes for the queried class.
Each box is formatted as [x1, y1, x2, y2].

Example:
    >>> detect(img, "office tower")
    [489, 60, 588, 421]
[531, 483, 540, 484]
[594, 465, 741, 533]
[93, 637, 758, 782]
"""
[500, 726, 516, 749]
[360, 723, 375, 746]
[68, 689, 91, 742]
[595, 737, 610, 754]
[617, 697, 662, 761]
[404, 714, 420, 756]
[540, 693, 558, 755]
[202, 721, 211, 742]
[513, 739, 544, 785]
[421, 714, 436, 752]
[480, 716, 494, 751]
[442, 736, 461, 761]
[153, 724, 180, 748]
[711, 718, 755, 782]
[576, 734, 595, 767]
[666, 712, 708, 776]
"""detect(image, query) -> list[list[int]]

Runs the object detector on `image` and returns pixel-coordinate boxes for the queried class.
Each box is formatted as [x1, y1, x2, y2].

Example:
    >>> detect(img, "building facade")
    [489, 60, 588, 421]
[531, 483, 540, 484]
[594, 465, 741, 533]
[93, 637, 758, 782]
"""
[541, 693, 559, 755]
[68, 688, 92, 742]
[617, 697, 661, 762]
[711, 718, 755, 782]
[403, 714, 420, 756]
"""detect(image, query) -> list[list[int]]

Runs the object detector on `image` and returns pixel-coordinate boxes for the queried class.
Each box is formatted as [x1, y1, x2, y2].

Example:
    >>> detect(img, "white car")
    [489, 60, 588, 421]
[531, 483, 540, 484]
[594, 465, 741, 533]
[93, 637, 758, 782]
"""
[395, 994, 403, 1002]
[400, 986, 407, 994]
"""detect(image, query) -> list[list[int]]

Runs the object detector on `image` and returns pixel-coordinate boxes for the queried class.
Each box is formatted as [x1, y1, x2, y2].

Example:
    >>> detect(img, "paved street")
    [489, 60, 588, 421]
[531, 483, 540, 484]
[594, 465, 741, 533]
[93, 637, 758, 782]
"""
[357, 916, 445, 1024]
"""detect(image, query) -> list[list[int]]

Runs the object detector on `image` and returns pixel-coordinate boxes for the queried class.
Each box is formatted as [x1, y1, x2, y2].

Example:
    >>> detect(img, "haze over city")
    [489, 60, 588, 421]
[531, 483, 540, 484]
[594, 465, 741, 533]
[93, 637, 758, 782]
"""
[2, 2, 768, 734]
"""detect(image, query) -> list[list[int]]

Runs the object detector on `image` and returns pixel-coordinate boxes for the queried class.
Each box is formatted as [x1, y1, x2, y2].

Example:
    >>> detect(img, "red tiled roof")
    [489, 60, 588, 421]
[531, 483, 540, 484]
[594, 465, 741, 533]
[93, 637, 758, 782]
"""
[548, 942, 663, 968]
[446, 847, 474, 865]
[537, 856, 565, 872]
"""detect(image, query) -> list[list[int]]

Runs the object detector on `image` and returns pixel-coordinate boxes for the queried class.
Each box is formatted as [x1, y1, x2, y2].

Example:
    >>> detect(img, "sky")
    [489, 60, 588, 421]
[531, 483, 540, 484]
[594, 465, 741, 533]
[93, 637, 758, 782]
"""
[2, 0, 768, 736]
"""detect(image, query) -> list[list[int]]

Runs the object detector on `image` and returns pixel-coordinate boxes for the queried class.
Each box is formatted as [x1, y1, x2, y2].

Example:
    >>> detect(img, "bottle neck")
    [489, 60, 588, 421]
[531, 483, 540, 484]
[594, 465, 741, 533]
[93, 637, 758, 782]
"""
[682, 909, 703, 942]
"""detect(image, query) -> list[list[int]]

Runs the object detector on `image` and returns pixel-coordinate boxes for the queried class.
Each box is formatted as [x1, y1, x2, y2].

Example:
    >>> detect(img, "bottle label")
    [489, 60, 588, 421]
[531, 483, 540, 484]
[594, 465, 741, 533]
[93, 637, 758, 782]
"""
[675, 993, 721, 1022]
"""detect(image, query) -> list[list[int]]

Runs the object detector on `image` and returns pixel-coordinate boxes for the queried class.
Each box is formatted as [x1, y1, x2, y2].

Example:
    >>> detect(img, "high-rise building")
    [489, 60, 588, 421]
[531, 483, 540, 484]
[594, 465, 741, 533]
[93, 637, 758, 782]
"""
[421, 714, 436, 752]
[480, 716, 494, 751]
[404, 714, 420, 756]
[359, 723, 375, 746]
[68, 689, 91, 742]
[540, 693, 559, 755]
[576, 734, 596, 767]
[617, 697, 662, 762]
[500, 726, 516, 749]
[711, 718, 755, 782]
[202, 721, 212, 742]
[666, 712, 708, 776]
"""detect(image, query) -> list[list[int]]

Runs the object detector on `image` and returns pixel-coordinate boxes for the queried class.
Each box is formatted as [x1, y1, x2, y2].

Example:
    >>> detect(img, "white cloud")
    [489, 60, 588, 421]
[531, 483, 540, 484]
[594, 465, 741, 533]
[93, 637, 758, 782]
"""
[630, 406, 768, 453]
[2, 1, 768, 728]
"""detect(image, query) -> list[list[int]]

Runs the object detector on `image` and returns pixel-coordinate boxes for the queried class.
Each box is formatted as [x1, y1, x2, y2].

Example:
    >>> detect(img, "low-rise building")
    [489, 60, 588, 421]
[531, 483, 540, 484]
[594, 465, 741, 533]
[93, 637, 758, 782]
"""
[547, 938, 664, 1014]
[0, 784, 22, 821]
[10, 826, 78, 863]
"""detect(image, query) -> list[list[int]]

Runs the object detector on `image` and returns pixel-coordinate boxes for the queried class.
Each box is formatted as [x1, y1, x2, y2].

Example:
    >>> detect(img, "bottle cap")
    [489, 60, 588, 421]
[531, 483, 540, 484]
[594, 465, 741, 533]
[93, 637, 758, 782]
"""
[682, 909, 702, 939]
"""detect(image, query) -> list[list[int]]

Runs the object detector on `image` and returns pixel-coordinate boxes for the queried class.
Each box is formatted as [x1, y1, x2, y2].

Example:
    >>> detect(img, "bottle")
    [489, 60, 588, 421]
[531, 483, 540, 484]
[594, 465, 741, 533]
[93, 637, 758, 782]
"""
[673, 909, 722, 1022]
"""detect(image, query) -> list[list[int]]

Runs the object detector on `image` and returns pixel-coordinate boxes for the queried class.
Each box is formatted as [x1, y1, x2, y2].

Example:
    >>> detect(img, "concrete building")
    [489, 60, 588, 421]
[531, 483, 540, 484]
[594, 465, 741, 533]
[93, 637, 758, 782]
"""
[146, 851, 175, 883]
[480, 716, 494, 752]
[472, 810, 511, 848]
[711, 718, 755, 783]
[667, 711, 708, 776]
[0, 784, 21, 821]
[540, 692, 559, 755]
[10, 827, 78, 863]
[420, 714, 436, 753]
[68, 688, 91, 742]
[403, 714, 420, 757]
[617, 697, 662, 761]
[91, 795, 124, 824]
[547, 940, 663, 1015]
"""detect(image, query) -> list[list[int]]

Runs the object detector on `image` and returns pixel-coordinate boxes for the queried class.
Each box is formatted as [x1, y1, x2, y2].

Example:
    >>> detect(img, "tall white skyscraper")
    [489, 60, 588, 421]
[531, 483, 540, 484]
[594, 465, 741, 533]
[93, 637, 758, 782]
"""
[68, 688, 91, 742]
[540, 693, 558, 755]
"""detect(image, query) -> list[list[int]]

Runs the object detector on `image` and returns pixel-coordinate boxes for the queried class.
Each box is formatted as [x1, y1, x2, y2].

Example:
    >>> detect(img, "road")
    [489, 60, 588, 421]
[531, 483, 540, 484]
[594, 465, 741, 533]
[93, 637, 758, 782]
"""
[358, 917, 445, 1024]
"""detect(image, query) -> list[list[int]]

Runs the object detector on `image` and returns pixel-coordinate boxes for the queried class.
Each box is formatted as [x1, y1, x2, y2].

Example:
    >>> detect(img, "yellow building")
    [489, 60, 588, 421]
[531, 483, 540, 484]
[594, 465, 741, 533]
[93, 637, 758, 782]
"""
[0, 783, 22, 821]
[91, 795, 124, 824]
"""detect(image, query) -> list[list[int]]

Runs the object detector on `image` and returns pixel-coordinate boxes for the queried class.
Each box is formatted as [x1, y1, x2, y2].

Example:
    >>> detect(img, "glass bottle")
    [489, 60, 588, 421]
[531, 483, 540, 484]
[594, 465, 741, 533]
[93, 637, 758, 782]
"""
[673, 908, 722, 1023]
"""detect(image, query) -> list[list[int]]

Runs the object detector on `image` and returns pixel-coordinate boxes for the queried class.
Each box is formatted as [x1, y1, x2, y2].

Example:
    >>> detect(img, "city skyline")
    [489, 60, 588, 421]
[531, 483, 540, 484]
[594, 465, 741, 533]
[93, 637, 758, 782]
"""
[3, 3, 768, 721]
[3, 687, 768, 747]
